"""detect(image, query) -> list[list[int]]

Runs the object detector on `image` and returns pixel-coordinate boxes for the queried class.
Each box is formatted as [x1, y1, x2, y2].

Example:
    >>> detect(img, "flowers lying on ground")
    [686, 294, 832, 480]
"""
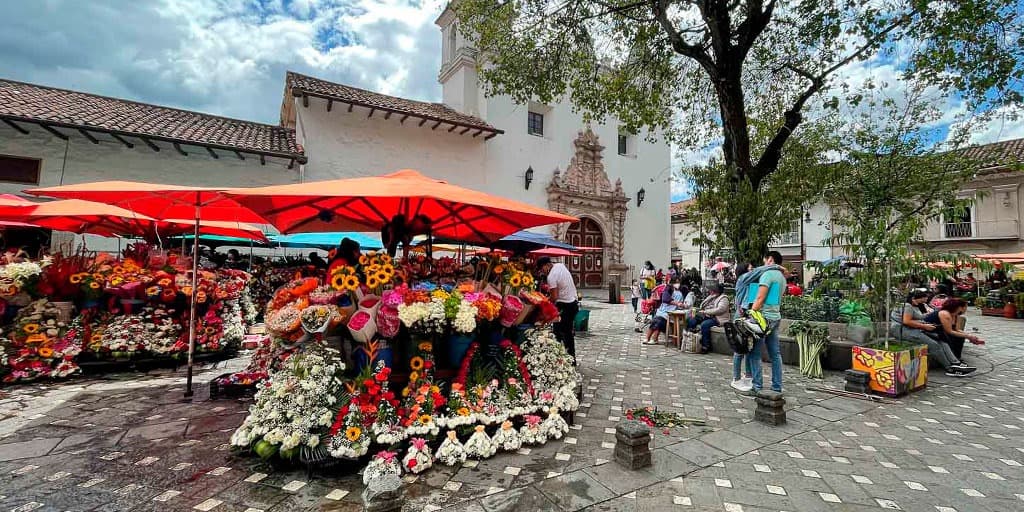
[436, 430, 467, 466]
[363, 450, 402, 485]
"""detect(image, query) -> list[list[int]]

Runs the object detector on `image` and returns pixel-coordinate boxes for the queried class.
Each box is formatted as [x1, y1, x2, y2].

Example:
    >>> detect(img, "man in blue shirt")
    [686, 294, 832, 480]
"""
[744, 251, 787, 393]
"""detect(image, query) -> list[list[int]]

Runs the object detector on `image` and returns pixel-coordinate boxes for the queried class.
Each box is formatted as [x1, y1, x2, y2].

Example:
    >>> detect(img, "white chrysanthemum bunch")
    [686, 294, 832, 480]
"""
[492, 420, 522, 452]
[402, 438, 433, 474]
[452, 300, 478, 333]
[362, 450, 402, 485]
[436, 431, 467, 466]
[230, 348, 344, 451]
[519, 415, 547, 445]
[464, 425, 496, 459]
[541, 408, 570, 440]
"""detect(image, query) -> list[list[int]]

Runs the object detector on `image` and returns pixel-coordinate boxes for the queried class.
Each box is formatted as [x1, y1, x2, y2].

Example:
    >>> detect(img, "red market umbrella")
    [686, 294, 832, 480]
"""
[224, 169, 578, 249]
[0, 198, 158, 236]
[26, 181, 268, 398]
[159, 219, 269, 243]
[530, 247, 577, 257]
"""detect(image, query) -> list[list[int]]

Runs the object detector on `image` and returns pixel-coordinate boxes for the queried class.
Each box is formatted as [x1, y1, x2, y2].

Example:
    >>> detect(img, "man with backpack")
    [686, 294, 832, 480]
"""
[734, 251, 787, 394]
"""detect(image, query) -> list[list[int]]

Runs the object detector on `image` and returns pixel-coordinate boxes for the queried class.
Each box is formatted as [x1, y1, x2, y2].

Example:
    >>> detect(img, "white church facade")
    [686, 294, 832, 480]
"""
[0, 5, 671, 287]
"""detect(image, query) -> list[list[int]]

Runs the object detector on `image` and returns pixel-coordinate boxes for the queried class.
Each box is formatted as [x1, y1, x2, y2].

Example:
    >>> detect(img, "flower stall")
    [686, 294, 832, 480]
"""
[227, 249, 583, 479]
[0, 244, 255, 382]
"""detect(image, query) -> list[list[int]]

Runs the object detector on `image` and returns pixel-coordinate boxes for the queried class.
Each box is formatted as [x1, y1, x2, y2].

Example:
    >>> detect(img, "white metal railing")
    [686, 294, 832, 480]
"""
[939, 219, 1020, 240]
[943, 222, 973, 238]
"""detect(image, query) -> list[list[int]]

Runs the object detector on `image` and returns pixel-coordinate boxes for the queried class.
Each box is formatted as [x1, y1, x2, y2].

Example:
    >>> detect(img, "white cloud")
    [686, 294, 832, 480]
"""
[958, 105, 1024, 145]
[0, 0, 445, 123]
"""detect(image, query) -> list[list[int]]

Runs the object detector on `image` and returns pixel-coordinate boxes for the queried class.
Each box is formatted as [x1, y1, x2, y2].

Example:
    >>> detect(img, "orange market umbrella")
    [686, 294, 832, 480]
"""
[159, 219, 269, 243]
[26, 181, 268, 398]
[224, 169, 578, 249]
[0, 198, 158, 236]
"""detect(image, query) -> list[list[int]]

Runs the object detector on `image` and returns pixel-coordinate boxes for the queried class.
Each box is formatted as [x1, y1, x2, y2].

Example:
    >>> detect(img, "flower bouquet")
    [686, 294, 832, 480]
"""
[436, 430, 468, 466]
[402, 437, 433, 474]
[300, 305, 338, 334]
[519, 414, 547, 445]
[464, 425, 496, 459]
[347, 309, 377, 344]
[230, 347, 345, 458]
[440, 382, 476, 428]
[541, 408, 569, 440]
[492, 420, 522, 452]
[362, 450, 401, 485]
[499, 295, 525, 327]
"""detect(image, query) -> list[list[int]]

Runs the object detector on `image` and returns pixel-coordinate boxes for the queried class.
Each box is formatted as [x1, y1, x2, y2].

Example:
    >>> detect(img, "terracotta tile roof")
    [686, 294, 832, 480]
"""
[962, 137, 1024, 173]
[670, 198, 694, 217]
[286, 71, 502, 136]
[0, 78, 305, 161]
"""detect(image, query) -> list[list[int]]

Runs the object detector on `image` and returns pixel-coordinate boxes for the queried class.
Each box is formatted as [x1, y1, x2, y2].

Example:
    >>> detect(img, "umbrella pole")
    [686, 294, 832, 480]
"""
[185, 194, 200, 398]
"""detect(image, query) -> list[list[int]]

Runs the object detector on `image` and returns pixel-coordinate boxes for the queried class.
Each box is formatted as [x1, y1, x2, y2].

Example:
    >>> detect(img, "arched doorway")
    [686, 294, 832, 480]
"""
[564, 217, 604, 287]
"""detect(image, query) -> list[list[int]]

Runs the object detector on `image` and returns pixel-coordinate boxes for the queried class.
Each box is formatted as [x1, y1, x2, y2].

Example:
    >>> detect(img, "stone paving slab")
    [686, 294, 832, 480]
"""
[0, 305, 1023, 511]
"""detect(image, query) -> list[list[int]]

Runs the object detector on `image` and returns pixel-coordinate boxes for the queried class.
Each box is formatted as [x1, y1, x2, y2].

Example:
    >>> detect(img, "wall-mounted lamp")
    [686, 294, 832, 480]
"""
[636, 187, 646, 206]
[525, 166, 534, 190]
[804, 211, 812, 223]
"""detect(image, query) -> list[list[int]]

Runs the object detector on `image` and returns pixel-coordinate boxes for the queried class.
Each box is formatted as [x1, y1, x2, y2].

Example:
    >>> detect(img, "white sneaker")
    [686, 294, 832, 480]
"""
[741, 377, 753, 388]
[730, 379, 752, 392]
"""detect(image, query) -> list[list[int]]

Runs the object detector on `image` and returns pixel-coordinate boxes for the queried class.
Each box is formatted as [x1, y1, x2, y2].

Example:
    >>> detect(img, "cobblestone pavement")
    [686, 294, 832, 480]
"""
[1, 300, 1022, 512]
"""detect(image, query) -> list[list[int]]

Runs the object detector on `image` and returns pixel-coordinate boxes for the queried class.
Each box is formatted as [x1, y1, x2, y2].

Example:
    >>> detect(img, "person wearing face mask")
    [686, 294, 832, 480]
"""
[644, 278, 683, 345]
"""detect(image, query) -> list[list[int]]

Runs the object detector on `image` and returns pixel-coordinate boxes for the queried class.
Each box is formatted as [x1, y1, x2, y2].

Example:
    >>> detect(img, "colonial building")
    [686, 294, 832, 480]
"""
[0, 4, 671, 286]
[916, 138, 1024, 254]
[279, 5, 670, 287]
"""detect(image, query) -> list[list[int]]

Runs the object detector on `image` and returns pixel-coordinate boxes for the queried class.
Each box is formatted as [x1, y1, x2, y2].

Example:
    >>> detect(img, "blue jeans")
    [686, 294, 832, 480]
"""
[733, 352, 753, 380]
[749, 320, 782, 392]
[687, 316, 719, 350]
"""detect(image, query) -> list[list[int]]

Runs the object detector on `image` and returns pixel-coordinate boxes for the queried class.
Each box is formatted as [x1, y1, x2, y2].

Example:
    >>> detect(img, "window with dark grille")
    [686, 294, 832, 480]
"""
[0, 155, 41, 184]
[527, 111, 544, 136]
[618, 134, 628, 155]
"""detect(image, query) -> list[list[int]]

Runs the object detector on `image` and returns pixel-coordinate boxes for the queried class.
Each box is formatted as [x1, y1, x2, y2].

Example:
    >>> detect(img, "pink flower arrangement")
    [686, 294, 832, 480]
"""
[499, 295, 524, 327]
[381, 285, 407, 308]
[349, 311, 371, 330]
[525, 415, 542, 427]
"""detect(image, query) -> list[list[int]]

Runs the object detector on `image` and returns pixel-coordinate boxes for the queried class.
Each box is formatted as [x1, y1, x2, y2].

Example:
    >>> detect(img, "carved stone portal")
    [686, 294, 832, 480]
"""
[548, 128, 628, 287]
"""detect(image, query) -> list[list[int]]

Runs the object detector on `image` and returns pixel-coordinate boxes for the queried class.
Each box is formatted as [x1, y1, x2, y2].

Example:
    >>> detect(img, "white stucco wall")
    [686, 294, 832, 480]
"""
[477, 94, 672, 271]
[296, 96, 487, 188]
[0, 125, 297, 253]
[672, 220, 702, 270]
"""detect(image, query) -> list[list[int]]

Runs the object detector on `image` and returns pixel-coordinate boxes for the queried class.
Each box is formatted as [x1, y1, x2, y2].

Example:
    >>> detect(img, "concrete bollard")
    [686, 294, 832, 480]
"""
[754, 390, 786, 425]
[614, 420, 653, 470]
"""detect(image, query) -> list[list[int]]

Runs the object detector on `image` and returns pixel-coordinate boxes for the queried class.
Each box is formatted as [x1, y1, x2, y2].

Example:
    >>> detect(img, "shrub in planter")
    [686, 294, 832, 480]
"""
[851, 342, 927, 397]
[781, 295, 841, 323]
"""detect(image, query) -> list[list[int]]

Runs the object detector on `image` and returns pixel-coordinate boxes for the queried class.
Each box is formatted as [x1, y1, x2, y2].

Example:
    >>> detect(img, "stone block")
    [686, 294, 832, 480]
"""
[755, 397, 785, 408]
[756, 390, 784, 402]
[614, 420, 652, 470]
[362, 474, 403, 512]
[844, 369, 870, 383]
[754, 409, 787, 425]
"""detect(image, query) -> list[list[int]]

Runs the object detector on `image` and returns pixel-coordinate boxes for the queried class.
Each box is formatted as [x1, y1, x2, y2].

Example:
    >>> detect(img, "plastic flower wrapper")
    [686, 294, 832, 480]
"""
[301, 304, 338, 334]
[541, 408, 570, 440]
[376, 305, 401, 338]
[436, 430, 468, 466]
[518, 414, 547, 445]
[492, 420, 522, 452]
[534, 300, 561, 325]
[499, 295, 524, 327]
[464, 425, 497, 459]
[362, 450, 401, 485]
[402, 437, 434, 474]
[230, 347, 344, 458]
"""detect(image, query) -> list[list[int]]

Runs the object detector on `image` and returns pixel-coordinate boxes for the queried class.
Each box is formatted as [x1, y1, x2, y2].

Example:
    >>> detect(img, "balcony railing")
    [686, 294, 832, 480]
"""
[935, 219, 1020, 240]
[944, 222, 973, 238]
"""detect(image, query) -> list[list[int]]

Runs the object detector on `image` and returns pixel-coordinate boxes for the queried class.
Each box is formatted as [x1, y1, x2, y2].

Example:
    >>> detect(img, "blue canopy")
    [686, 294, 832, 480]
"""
[269, 232, 382, 250]
[492, 230, 576, 252]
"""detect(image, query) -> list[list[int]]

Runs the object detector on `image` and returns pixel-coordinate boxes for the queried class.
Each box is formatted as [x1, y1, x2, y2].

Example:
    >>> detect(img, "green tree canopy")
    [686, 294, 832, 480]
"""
[455, 0, 1023, 260]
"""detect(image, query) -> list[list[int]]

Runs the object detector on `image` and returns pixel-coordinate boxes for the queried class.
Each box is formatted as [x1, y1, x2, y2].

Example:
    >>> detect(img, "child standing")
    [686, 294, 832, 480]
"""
[630, 279, 641, 313]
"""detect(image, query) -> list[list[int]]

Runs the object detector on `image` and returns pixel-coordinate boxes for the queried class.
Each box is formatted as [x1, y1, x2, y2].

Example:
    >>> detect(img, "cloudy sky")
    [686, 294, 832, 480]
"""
[3, 0, 1022, 202]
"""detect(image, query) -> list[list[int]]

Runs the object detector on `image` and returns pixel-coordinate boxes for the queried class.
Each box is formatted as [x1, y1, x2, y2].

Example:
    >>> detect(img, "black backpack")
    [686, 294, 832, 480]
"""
[723, 321, 751, 354]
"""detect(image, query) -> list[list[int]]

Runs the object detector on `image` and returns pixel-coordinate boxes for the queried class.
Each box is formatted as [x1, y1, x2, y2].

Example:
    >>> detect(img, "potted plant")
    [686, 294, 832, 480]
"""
[817, 92, 991, 397]
[1003, 298, 1017, 319]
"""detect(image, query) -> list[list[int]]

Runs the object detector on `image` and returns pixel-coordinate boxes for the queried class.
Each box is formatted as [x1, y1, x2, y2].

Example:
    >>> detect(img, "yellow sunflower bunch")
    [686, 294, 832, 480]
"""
[360, 251, 395, 292]
[329, 265, 360, 292]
